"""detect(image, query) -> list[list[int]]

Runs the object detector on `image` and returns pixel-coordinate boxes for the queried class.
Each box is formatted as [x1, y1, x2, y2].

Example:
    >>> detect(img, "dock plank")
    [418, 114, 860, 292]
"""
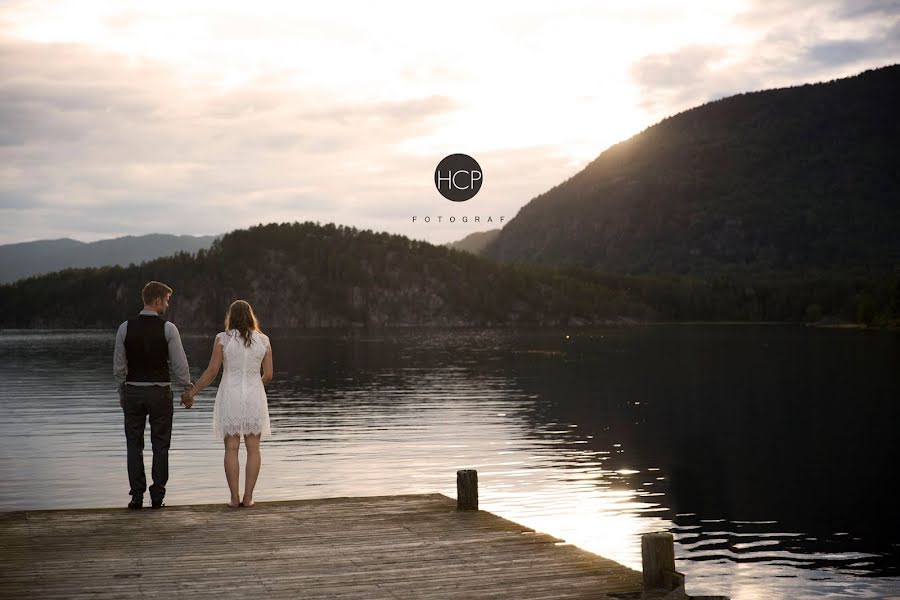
[0, 493, 644, 599]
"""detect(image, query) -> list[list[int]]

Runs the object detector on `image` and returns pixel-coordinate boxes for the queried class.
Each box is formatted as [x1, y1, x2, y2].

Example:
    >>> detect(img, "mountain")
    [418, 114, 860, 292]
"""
[0, 222, 656, 329]
[481, 65, 900, 277]
[0, 234, 219, 284]
[444, 229, 501, 254]
[1, 221, 896, 328]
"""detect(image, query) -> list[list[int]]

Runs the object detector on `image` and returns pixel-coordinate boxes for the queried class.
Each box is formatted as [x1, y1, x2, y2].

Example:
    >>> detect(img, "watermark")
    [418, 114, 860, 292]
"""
[411, 155, 503, 226]
[412, 216, 504, 224]
[434, 153, 482, 202]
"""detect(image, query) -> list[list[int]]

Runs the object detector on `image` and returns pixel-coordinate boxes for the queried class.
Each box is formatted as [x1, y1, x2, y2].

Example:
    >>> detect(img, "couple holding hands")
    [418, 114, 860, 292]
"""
[113, 281, 273, 510]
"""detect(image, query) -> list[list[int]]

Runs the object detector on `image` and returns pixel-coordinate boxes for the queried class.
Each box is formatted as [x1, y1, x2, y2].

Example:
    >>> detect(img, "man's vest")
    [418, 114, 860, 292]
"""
[124, 315, 169, 382]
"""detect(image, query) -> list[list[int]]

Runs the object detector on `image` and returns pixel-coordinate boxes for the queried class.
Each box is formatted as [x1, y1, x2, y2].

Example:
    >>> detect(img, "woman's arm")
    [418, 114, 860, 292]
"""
[261, 344, 273, 386]
[188, 337, 224, 398]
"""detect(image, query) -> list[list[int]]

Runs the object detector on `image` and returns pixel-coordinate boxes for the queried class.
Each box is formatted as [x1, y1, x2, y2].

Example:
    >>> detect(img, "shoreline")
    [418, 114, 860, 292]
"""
[2, 319, 895, 333]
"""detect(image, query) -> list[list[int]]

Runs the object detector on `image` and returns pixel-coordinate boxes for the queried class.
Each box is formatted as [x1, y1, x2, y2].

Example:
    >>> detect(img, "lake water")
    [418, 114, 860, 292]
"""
[0, 324, 898, 599]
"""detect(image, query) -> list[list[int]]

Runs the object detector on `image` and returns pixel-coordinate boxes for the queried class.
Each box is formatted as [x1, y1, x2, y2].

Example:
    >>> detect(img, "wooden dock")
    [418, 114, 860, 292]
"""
[0, 471, 726, 599]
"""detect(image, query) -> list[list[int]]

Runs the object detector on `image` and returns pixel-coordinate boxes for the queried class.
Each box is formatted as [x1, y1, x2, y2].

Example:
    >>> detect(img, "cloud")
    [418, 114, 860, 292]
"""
[0, 34, 467, 242]
[629, 45, 734, 114]
[3, 1, 898, 246]
[630, 0, 900, 117]
[805, 20, 900, 67]
[832, 0, 900, 19]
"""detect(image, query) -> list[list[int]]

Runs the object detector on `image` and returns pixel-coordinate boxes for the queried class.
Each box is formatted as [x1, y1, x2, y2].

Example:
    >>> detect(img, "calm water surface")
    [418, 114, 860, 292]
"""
[1, 325, 898, 599]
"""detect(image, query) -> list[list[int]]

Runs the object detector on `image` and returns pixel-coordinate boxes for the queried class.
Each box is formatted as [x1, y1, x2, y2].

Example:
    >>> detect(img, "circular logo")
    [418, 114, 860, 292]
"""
[434, 153, 483, 202]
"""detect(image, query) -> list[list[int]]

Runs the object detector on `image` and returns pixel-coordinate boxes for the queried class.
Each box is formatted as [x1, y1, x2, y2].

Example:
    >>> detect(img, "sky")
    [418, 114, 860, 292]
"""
[1, 0, 898, 246]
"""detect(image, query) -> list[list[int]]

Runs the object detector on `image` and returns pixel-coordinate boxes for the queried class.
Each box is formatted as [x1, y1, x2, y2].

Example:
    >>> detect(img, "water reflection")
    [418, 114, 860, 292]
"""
[0, 325, 898, 599]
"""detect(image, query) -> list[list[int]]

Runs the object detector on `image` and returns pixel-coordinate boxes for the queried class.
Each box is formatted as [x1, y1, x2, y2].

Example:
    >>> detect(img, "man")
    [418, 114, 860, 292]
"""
[113, 281, 193, 510]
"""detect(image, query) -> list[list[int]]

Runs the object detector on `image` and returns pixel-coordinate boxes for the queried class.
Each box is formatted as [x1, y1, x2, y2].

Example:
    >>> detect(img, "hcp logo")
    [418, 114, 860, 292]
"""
[434, 153, 482, 202]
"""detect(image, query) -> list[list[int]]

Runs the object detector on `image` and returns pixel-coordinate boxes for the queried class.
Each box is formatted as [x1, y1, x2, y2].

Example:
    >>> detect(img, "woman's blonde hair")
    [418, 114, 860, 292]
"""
[224, 300, 261, 347]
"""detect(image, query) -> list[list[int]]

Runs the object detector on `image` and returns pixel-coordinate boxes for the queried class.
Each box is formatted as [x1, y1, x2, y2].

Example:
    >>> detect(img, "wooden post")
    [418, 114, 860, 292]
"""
[641, 531, 675, 590]
[457, 469, 478, 510]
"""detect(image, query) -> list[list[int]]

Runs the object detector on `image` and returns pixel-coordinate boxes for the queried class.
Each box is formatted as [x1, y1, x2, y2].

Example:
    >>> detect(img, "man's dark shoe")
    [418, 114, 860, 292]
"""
[151, 499, 165, 509]
[128, 495, 143, 510]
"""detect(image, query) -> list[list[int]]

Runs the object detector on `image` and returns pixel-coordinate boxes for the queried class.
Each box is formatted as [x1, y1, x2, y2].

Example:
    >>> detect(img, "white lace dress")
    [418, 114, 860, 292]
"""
[212, 330, 272, 440]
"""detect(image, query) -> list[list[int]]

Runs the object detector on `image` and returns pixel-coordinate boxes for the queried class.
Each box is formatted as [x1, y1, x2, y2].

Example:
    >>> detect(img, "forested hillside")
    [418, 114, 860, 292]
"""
[482, 66, 900, 278]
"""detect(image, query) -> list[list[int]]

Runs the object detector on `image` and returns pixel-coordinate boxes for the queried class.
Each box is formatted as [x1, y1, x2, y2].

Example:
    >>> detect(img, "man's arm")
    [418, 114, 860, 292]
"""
[165, 322, 193, 391]
[113, 321, 128, 398]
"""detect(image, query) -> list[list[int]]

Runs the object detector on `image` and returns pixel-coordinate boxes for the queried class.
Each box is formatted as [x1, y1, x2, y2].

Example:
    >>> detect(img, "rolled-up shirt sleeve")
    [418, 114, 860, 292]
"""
[113, 321, 128, 393]
[165, 322, 192, 390]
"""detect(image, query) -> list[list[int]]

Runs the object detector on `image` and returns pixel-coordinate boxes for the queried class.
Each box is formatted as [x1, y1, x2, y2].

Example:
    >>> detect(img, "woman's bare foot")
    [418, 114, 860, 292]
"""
[228, 496, 241, 508]
[241, 495, 254, 508]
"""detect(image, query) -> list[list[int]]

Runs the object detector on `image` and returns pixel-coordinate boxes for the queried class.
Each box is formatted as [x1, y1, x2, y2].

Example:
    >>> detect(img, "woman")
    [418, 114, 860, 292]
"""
[185, 300, 273, 508]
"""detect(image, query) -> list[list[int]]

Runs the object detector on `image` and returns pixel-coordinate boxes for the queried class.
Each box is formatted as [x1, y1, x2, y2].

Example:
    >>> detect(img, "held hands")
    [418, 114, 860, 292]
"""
[181, 385, 195, 409]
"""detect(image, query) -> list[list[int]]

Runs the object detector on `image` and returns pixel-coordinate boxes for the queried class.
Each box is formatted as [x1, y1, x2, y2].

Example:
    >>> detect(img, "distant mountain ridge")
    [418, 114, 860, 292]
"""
[444, 229, 501, 254]
[1, 221, 896, 328]
[0, 222, 656, 329]
[0, 234, 219, 283]
[481, 65, 900, 276]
